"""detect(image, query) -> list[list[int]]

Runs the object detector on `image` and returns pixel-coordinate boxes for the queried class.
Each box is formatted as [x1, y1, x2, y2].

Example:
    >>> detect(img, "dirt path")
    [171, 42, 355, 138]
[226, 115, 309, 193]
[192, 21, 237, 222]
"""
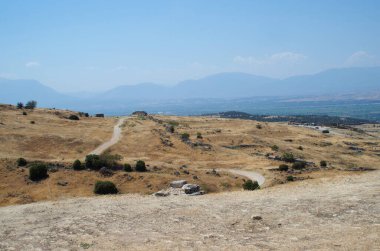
[0, 171, 378, 250]
[222, 169, 265, 186]
[89, 117, 127, 155]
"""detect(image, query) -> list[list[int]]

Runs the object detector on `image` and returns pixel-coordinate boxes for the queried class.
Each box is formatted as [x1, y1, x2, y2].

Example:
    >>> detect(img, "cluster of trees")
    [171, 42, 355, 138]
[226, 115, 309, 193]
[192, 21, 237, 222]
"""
[17, 100, 37, 109]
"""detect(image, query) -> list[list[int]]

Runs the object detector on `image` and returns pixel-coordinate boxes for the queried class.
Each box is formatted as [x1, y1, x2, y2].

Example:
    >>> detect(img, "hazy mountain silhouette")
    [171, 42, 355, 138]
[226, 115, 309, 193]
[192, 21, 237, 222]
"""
[1, 67, 379, 111]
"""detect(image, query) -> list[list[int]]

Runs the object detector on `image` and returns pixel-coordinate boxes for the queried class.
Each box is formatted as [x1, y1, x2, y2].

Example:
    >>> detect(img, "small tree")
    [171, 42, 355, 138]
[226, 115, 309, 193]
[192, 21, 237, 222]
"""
[124, 163, 132, 172]
[287, 175, 294, 181]
[243, 180, 260, 190]
[271, 145, 279, 151]
[25, 100, 37, 109]
[68, 114, 80, 120]
[135, 160, 147, 172]
[17, 157, 27, 166]
[181, 133, 190, 141]
[282, 152, 295, 162]
[29, 163, 48, 181]
[17, 102, 24, 109]
[292, 161, 306, 170]
[94, 181, 118, 194]
[197, 132, 202, 139]
[320, 160, 327, 167]
[72, 159, 83, 170]
[278, 164, 289, 171]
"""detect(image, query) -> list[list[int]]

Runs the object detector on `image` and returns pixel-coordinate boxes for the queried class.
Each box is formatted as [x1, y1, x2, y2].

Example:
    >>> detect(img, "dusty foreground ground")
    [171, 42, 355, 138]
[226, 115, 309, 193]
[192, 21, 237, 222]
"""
[0, 171, 379, 251]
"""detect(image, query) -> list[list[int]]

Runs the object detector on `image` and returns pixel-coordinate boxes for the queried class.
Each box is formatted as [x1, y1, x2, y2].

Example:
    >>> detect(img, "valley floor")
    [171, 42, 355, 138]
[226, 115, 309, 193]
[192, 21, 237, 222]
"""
[0, 171, 379, 250]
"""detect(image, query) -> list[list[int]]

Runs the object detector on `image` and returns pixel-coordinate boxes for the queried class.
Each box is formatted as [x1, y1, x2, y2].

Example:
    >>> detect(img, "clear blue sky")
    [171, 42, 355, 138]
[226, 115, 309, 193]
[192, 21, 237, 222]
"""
[1, 0, 379, 92]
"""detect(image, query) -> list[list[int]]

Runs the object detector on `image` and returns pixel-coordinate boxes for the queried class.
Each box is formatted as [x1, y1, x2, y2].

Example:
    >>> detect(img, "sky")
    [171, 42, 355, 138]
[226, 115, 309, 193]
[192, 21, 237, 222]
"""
[0, 0, 380, 92]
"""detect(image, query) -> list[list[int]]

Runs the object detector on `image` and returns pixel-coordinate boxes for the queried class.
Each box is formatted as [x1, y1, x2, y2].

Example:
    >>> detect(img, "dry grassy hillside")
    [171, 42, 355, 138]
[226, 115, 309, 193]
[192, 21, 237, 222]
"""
[0, 104, 115, 161]
[0, 104, 379, 206]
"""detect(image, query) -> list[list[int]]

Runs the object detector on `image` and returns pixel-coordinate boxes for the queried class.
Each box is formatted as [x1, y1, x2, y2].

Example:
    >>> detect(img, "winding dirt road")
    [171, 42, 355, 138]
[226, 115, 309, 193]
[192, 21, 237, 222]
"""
[89, 117, 127, 155]
[224, 169, 265, 186]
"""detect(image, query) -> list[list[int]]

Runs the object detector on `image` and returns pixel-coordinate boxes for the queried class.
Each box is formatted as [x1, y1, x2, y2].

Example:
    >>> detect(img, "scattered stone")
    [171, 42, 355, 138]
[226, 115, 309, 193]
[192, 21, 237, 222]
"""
[154, 190, 170, 197]
[57, 180, 68, 186]
[251, 215, 263, 221]
[99, 167, 113, 177]
[188, 190, 205, 196]
[182, 184, 200, 194]
[192, 175, 198, 180]
[174, 171, 180, 176]
[170, 180, 187, 188]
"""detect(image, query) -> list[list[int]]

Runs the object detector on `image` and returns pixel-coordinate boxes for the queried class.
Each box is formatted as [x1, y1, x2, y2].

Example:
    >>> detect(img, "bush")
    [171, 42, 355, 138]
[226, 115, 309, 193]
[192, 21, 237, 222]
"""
[256, 124, 262, 129]
[135, 160, 147, 172]
[22, 111, 27, 116]
[322, 129, 330, 134]
[181, 133, 190, 141]
[124, 163, 132, 172]
[30, 121, 35, 124]
[17, 102, 24, 109]
[17, 157, 27, 166]
[282, 152, 295, 162]
[271, 145, 279, 151]
[243, 180, 260, 190]
[72, 159, 83, 170]
[292, 161, 306, 170]
[94, 181, 118, 194]
[287, 175, 294, 182]
[168, 125, 175, 133]
[278, 164, 289, 171]
[197, 132, 202, 139]
[68, 114, 80, 120]
[25, 100, 37, 109]
[29, 163, 48, 181]
[298, 146, 303, 150]
[320, 160, 327, 167]
[85, 153, 121, 170]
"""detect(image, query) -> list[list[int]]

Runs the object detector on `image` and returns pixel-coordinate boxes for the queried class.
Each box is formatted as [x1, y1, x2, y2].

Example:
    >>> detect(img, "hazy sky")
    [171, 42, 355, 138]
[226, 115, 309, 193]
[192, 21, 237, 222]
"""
[1, 0, 380, 92]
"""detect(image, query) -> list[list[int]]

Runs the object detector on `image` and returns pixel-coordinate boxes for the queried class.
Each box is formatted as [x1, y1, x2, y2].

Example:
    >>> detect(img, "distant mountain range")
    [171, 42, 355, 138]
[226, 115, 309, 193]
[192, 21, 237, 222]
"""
[1, 67, 380, 117]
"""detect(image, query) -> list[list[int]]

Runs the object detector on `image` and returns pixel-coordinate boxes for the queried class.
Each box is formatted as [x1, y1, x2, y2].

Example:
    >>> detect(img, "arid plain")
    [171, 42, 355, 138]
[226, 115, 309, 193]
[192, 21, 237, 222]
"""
[0, 104, 379, 250]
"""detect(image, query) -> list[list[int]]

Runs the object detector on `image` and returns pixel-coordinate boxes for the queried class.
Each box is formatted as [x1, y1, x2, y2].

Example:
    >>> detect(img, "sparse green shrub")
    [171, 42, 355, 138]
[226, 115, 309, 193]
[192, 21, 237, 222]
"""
[322, 129, 330, 134]
[25, 100, 37, 109]
[292, 161, 306, 170]
[94, 181, 118, 194]
[320, 160, 327, 167]
[243, 180, 260, 190]
[271, 145, 279, 151]
[22, 111, 27, 115]
[256, 124, 262, 129]
[135, 160, 147, 172]
[282, 152, 295, 162]
[72, 159, 83, 170]
[68, 114, 80, 120]
[17, 157, 27, 166]
[287, 175, 294, 182]
[181, 133, 190, 141]
[278, 164, 289, 171]
[167, 121, 179, 127]
[197, 132, 202, 139]
[298, 146, 303, 150]
[17, 102, 24, 109]
[29, 163, 48, 181]
[124, 163, 132, 172]
[30, 121, 35, 124]
[85, 153, 122, 170]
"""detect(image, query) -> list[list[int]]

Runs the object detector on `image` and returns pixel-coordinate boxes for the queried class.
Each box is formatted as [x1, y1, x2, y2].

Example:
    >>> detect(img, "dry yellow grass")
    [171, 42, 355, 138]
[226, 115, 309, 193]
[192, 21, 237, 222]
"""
[1, 104, 379, 206]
